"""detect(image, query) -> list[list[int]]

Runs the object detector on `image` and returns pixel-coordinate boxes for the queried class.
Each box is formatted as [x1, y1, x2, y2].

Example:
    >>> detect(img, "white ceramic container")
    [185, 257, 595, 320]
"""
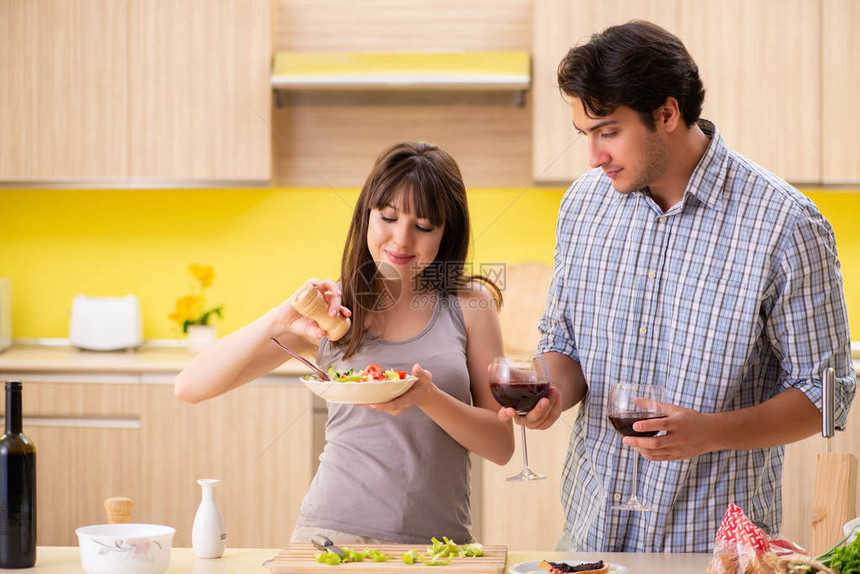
[192, 478, 226, 558]
[76, 523, 175, 574]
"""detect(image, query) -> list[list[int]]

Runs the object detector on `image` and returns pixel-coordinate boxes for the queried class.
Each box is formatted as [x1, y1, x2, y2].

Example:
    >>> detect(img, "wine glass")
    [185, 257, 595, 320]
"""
[606, 382, 667, 511]
[489, 355, 551, 482]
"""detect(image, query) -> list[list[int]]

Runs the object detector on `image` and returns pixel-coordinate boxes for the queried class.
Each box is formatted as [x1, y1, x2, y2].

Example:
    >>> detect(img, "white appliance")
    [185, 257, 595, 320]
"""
[69, 294, 143, 351]
[0, 279, 10, 352]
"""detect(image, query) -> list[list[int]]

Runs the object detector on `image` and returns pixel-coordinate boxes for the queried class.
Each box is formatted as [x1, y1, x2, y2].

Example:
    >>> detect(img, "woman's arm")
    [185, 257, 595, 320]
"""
[370, 286, 515, 465]
[174, 279, 347, 404]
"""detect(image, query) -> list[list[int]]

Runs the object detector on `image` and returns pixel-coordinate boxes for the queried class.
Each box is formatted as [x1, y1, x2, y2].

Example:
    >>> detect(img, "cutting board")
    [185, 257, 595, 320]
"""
[270, 544, 507, 574]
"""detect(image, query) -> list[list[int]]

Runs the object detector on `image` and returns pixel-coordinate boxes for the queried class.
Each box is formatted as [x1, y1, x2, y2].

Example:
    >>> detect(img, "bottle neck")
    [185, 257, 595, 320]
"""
[201, 486, 215, 502]
[5, 387, 22, 434]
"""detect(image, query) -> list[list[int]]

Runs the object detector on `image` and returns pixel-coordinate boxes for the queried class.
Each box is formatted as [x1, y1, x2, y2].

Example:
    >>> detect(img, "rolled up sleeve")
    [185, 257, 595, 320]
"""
[767, 207, 856, 429]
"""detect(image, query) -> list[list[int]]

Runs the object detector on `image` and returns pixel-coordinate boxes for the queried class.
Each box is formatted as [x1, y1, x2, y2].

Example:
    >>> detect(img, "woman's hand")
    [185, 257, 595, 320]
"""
[274, 278, 351, 340]
[365, 364, 435, 416]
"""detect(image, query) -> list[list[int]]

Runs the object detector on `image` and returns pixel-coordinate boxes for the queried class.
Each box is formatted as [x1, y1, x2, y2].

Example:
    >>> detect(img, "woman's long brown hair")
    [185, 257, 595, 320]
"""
[337, 142, 501, 359]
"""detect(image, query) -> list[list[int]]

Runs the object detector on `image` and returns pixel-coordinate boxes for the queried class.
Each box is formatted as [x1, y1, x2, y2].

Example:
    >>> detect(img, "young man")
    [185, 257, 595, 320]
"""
[501, 20, 856, 552]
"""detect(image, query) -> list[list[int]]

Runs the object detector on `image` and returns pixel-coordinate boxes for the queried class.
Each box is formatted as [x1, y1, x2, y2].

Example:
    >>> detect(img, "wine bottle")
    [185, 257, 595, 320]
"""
[0, 381, 36, 568]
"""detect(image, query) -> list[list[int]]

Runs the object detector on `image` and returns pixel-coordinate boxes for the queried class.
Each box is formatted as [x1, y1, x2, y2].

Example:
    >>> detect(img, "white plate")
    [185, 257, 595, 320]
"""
[300, 375, 418, 404]
[845, 516, 860, 542]
[508, 560, 628, 574]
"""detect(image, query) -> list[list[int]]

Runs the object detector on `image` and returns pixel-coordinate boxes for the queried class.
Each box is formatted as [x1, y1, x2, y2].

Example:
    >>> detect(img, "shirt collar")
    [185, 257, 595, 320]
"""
[683, 119, 729, 212]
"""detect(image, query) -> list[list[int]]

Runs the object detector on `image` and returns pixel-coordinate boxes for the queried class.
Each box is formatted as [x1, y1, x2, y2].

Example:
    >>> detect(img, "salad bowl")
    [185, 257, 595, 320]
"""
[301, 374, 418, 404]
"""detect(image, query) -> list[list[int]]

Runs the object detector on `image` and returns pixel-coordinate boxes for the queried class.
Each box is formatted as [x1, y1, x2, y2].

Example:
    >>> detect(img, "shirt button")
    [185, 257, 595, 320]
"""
[613, 493, 622, 501]
[658, 216, 667, 224]
[648, 270, 657, 279]
[639, 327, 648, 335]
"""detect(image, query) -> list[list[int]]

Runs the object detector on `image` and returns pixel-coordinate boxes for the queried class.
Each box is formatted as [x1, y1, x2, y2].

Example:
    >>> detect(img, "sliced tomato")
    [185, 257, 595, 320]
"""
[364, 364, 383, 380]
[395, 371, 408, 379]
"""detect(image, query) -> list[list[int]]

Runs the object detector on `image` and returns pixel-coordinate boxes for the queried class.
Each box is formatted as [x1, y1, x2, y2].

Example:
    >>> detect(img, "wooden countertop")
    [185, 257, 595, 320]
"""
[0, 344, 308, 376]
[2, 343, 856, 379]
[17, 547, 714, 573]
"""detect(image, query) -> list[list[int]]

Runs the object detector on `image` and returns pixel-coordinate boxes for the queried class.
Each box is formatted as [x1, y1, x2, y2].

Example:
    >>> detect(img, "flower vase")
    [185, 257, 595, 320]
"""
[192, 478, 226, 559]
[187, 325, 217, 354]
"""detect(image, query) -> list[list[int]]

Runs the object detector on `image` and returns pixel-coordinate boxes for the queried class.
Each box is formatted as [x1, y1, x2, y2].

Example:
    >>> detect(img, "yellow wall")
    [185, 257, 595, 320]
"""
[1, 187, 858, 340]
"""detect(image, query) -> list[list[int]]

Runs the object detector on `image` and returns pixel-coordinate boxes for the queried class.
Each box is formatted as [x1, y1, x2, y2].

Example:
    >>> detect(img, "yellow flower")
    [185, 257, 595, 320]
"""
[169, 265, 223, 333]
[189, 264, 215, 288]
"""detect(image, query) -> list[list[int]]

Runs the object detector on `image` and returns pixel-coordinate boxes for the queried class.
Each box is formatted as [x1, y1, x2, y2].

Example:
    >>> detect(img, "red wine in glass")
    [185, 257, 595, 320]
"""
[606, 383, 667, 511]
[489, 381, 550, 414]
[489, 355, 551, 482]
[608, 411, 668, 437]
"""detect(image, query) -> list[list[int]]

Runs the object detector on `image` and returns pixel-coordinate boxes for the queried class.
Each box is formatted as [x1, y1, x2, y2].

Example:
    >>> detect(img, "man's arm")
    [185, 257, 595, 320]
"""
[498, 351, 589, 430]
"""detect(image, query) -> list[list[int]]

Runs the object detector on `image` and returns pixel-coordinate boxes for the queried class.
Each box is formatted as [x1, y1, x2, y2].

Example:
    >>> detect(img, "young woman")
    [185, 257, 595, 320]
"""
[174, 142, 514, 544]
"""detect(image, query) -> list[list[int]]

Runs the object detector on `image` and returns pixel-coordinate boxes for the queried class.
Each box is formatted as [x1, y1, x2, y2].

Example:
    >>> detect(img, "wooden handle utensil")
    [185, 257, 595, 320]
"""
[291, 285, 350, 341]
[104, 497, 133, 524]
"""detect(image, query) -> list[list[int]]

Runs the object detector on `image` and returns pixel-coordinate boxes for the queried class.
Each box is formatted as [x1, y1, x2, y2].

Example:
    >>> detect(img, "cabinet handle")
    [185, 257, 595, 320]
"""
[0, 416, 140, 429]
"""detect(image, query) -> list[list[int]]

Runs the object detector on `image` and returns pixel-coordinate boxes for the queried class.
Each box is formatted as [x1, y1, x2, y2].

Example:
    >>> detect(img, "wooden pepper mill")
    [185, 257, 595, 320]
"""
[104, 497, 133, 524]
[291, 285, 350, 341]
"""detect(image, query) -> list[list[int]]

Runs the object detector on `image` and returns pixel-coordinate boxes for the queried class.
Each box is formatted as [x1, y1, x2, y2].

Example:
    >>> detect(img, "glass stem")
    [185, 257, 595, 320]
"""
[630, 448, 640, 501]
[519, 415, 530, 470]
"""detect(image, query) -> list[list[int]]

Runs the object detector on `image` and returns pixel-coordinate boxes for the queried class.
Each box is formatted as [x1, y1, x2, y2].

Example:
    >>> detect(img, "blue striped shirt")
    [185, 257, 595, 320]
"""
[538, 120, 856, 552]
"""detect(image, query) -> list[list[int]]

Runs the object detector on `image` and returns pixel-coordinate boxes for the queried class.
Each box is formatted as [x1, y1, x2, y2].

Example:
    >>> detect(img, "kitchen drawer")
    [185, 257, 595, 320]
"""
[0, 376, 141, 419]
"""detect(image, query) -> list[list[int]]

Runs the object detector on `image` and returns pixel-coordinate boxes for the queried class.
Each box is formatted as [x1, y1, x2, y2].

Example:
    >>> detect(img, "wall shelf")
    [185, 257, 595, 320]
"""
[271, 51, 531, 106]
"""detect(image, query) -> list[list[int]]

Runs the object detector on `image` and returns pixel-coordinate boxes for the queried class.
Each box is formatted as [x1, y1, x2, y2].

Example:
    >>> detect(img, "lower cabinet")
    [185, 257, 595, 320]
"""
[479, 406, 577, 550]
[0, 372, 312, 548]
[136, 376, 313, 548]
[0, 374, 141, 546]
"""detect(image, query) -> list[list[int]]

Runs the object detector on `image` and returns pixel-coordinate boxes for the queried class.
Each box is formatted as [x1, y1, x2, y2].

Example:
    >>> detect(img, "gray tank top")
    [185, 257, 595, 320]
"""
[297, 292, 473, 543]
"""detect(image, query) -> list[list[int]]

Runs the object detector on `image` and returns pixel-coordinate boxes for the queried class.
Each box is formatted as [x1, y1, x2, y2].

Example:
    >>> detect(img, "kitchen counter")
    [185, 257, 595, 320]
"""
[16, 547, 714, 573]
[2, 343, 857, 376]
[0, 343, 308, 377]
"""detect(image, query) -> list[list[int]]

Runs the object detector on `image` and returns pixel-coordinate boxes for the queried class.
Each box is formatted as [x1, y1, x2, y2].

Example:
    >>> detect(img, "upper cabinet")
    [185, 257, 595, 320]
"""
[821, 0, 860, 185]
[128, 0, 271, 182]
[0, 0, 271, 186]
[534, 0, 858, 186]
[0, 0, 129, 180]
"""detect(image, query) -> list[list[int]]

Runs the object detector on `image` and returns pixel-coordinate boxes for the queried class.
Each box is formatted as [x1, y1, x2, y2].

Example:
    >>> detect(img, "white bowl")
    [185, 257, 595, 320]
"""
[76, 523, 175, 574]
[301, 375, 418, 404]
[845, 516, 860, 543]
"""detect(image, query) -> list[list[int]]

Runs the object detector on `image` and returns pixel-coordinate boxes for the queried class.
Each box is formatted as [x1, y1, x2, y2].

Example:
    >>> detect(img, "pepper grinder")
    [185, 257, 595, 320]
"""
[192, 479, 226, 559]
[291, 284, 350, 341]
[104, 497, 133, 523]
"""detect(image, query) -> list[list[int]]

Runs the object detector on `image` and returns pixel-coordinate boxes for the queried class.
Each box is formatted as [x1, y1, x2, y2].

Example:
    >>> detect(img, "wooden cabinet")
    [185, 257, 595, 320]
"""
[0, 0, 271, 185]
[0, 370, 311, 547]
[480, 408, 578, 550]
[821, 0, 860, 183]
[137, 375, 312, 548]
[0, 0, 129, 180]
[0, 373, 141, 546]
[533, 0, 826, 185]
[128, 0, 272, 182]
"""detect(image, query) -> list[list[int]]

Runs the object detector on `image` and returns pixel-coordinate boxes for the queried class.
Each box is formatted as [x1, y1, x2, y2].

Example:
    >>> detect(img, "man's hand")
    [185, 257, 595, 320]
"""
[497, 351, 587, 430]
[622, 400, 716, 461]
[627, 388, 822, 460]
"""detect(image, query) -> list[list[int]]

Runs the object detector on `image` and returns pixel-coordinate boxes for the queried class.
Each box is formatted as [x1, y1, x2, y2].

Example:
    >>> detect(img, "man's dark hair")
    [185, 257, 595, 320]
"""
[557, 20, 705, 130]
